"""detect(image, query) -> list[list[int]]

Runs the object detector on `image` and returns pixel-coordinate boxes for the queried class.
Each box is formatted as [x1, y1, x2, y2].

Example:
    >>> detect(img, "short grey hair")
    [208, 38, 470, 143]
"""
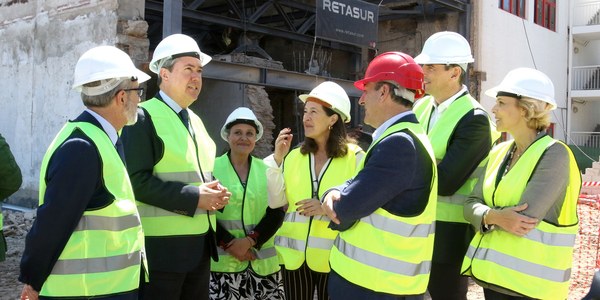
[156, 57, 178, 87]
[81, 79, 133, 107]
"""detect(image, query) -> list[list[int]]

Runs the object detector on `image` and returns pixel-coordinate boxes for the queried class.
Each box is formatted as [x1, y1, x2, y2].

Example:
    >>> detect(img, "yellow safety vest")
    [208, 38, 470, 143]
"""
[38, 122, 145, 297]
[137, 99, 216, 236]
[275, 144, 361, 272]
[211, 154, 280, 276]
[461, 136, 580, 299]
[413, 94, 499, 223]
[329, 122, 437, 295]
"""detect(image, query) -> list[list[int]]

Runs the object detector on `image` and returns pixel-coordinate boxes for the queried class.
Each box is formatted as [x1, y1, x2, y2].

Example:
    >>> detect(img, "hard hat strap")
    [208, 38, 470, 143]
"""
[171, 51, 201, 60]
[304, 97, 333, 109]
[81, 77, 128, 96]
[382, 81, 415, 102]
[225, 119, 259, 132]
[496, 91, 522, 100]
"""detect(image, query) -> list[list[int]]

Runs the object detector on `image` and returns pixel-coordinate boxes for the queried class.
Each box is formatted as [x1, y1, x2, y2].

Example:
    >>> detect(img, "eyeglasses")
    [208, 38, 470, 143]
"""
[123, 87, 144, 98]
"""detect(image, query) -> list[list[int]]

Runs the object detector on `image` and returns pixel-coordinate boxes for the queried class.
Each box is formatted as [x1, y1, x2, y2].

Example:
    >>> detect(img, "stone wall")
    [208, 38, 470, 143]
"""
[246, 85, 275, 158]
[0, 0, 148, 207]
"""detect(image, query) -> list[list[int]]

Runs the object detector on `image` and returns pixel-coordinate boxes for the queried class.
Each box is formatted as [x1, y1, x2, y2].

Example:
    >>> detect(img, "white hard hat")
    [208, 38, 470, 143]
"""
[149, 34, 212, 74]
[414, 31, 474, 70]
[298, 81, 351, 123]
[485, 67, 557, 110]
[220, 107, 264, 141]
[72, 46, 151, 96]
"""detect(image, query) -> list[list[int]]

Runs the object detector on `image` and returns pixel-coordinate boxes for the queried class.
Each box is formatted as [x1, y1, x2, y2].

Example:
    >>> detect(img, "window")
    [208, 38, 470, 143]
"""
[535, 0, 556, 31]
[499, 0, 526, 18]
[546, 123, 555, 137]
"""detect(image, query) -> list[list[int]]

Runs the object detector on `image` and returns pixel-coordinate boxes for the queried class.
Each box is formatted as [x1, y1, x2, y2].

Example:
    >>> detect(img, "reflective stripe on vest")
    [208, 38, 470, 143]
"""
[335, 238, 431, 277]
[413, 95, 499, 223]
[38, 122, 145, 297]
[330, 122, 437, 295]
[275, 144, 360, 272]
[139, 99, 216, 236]
[210, 154, 280, 276]
[461, 136, 580, 299]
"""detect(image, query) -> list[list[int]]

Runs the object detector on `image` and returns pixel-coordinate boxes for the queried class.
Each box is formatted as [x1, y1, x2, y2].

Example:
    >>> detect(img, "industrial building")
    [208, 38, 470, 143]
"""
[1, 0, 598, 205]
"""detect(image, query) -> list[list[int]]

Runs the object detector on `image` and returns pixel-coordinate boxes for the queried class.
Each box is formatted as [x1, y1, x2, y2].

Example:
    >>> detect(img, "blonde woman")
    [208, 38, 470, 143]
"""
[461, 68, 581, 300]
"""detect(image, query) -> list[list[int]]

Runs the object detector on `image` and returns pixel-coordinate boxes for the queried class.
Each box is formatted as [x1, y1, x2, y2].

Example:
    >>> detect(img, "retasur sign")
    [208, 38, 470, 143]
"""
[316, 0, 378, 48]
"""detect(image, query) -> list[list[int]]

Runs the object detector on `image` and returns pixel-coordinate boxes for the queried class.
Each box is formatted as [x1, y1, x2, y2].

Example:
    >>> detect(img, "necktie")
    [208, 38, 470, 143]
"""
[179, 109, 194, 137]
[115, 137, 126, 165]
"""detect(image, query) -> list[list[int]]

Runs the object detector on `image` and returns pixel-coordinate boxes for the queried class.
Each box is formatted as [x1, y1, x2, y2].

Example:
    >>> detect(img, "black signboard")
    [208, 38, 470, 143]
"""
[316, 0, 379, 48]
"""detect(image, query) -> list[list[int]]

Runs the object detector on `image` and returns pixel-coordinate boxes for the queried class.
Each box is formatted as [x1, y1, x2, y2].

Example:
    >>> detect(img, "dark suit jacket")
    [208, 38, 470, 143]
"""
[328, 113, 434, 299]
[19, 112, 137, 298]
[330, 113, 435, 230]
[121, 95, 217, 273]
[431, 107, 493, 265]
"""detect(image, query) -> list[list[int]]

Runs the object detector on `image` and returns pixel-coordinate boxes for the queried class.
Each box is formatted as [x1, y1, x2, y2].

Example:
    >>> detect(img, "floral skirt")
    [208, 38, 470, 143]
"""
[209, 269, 285, 300]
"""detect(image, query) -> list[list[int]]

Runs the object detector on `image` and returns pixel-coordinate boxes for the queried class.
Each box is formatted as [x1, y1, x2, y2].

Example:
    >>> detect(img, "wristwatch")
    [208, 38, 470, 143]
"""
[482, 209, 495, 231]
[247, 230, 259, 244]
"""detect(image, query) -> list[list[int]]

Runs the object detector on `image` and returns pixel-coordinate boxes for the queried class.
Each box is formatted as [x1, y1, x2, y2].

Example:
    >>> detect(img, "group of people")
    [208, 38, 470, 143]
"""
[14, 30, 581, 300]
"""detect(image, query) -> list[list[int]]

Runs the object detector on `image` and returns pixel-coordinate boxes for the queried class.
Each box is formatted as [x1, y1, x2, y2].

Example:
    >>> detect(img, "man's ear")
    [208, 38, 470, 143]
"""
[378, 83, 387, 96]
[451, 66, 461, 79]
[380, 84, 391, 101]
[115, 90, 126, 106]
[159, 68, 169, 81]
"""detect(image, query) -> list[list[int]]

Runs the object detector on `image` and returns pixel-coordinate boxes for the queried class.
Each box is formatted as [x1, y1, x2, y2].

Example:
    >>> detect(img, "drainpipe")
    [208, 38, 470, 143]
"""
[459, 1, 472, 89]
[567, 0, 574, 144]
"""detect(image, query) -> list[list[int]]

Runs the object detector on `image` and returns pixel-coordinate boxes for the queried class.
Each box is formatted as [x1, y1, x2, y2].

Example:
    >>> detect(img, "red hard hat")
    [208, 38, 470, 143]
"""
[354, 52, 425, 100]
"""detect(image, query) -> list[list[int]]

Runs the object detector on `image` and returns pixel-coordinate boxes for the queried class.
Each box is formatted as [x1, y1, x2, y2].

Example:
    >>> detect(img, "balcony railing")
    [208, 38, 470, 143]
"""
[572, 66, 600, 90]
[571, 132, 600, 148]
[574, 2, 600, 26]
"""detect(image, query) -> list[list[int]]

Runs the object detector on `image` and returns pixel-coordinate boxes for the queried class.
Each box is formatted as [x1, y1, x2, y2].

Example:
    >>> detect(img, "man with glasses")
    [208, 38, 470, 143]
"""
[19, 45, 150, 299]
[121, 33, 231, 299]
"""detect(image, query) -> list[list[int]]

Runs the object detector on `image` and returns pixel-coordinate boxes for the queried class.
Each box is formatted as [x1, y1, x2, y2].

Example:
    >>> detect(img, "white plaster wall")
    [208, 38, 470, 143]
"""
[0, 0, 121, 202]
[474, 1, 570, 141]
[571, 100, 600, 132]
[573, 40, 600, 66]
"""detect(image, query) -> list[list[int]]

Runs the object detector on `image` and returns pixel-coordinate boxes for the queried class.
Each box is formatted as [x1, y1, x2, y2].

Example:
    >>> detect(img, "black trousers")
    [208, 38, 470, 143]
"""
[141, 253, 211, 300]
[483, 288, 533, 300]
[281, 262, 329, 300]
[40, 291, 139, 300]
[427, 262, 468, 300]
[328, 270, 424, 300]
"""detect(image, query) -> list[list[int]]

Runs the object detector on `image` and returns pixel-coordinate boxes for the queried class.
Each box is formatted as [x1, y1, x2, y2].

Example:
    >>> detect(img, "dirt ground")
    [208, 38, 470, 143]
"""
[1, 203, 597, 300]
[1, 209, 33, 300]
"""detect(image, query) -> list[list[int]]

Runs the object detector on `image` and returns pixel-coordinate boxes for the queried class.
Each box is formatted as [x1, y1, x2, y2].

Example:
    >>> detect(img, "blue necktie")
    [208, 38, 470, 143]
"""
[115, 137, 126, 165]
[179, 109, 194, 137]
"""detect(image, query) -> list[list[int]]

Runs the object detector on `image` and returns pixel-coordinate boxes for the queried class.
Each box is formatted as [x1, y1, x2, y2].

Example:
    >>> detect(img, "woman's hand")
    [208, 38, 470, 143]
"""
[274, 128, 293, 166]
[490, 203, 538, 237]
[225, 238, 255, 261]
[297, 198, 325, 217]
